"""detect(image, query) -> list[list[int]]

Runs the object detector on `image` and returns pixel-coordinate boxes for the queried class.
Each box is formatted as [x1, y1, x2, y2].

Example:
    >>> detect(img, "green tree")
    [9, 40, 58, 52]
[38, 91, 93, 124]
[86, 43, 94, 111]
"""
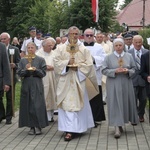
[0, 0, 16, 33]
[59, 1, 95, 32]
[59, 0, 118, 33]
[7, 0, 64, 38]
[99, 0, 118, 32]
[139, 28, 150, 49]
[2, 0, 120, 38]
[110, 20, 124, 33]
[7, 0, 35, 38]
[28, 0, 52, 34]
[47, 0, 67, 37]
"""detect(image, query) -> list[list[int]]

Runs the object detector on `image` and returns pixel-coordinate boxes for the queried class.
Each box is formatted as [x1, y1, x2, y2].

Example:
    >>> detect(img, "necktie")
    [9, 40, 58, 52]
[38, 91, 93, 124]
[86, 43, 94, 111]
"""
[128, 45, 130, 50]
[136, 51, 140, 70]
[32, 38, 34, 43]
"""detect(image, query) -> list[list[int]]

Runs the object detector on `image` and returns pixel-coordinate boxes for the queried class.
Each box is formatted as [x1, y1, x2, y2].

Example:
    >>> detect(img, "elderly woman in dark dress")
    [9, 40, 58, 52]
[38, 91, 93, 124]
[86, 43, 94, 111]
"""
[17, 42, 48, 135]
[102, 38, 139, 138]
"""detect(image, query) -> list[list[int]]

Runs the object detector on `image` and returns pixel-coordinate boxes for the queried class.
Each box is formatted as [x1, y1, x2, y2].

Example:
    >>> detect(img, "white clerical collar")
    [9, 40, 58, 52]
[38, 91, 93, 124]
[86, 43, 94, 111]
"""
[114, 51, 125, 57]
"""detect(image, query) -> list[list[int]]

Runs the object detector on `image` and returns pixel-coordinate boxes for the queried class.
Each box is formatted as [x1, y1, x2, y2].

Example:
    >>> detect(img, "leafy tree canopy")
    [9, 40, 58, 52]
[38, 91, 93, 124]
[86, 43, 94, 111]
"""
[0, 0, 120, 38]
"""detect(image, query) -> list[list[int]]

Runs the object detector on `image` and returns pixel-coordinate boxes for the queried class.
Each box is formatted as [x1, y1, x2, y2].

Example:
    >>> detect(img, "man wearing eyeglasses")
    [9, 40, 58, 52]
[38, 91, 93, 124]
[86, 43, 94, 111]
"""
[53, 26, 99, 141]
[83, 28, 106, 128]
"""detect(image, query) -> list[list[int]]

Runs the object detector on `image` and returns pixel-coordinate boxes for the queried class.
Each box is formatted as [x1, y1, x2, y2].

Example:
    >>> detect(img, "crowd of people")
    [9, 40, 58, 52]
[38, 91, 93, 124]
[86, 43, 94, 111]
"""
[0, 26, 149, 141]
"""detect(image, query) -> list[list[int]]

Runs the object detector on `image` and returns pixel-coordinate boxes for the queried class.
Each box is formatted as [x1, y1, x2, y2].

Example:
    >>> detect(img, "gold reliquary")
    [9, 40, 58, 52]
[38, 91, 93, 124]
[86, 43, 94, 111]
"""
[24, 52, 35, 71]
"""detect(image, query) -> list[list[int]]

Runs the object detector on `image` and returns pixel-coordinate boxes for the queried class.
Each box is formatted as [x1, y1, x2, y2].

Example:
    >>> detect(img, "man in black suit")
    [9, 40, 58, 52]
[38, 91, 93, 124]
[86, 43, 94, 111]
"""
[128, 35, 148, 122]
[0, 42, 11, 123]
[0, 32, 20, 124]
[141, 51, 150, 100]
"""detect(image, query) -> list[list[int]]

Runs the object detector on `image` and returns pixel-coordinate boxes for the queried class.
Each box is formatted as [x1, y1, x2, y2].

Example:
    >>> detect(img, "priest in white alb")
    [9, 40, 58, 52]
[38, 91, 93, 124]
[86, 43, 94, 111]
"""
[36, 38, 57, 122]
[53, 26, 99, 141]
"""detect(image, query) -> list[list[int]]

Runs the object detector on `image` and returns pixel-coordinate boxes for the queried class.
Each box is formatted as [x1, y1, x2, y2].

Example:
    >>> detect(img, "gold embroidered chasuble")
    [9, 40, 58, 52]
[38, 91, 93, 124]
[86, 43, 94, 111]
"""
[54, 41, 99, 112]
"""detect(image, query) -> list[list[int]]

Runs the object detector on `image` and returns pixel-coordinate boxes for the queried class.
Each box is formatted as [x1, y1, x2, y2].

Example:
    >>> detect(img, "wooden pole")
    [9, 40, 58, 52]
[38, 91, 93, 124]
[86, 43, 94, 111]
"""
[143, 0, 146, 28]
[11, 55, 15, 117]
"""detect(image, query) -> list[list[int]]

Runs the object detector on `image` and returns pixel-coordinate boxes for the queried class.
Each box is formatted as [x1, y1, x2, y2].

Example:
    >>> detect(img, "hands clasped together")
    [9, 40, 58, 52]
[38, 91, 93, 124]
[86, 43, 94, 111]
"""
[115, 68, 129, 74]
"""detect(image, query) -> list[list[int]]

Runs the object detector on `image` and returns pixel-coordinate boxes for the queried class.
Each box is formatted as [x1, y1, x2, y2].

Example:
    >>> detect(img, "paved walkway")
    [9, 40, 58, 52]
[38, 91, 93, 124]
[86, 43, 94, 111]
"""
[0, 106, 150, 150]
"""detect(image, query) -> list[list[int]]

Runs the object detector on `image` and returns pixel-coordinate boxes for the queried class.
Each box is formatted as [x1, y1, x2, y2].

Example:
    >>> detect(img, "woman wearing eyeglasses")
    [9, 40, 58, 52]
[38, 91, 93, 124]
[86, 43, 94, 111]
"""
[102, 38, 139, 138]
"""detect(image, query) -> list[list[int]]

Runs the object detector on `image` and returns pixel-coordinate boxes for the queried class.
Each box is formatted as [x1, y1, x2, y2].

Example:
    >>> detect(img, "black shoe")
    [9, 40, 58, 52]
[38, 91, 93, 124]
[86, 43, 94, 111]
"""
[103, 101, 106, 105]
[0, 117, 5, 123]
[131, 123, 137, 126]
[54, 112, 58, 115]
[35, 127, 42, 135]
[6, 120, 12, 125]
[94, 122, 100, 128]
[28, 127, 35, 135]
[49, 117, 54, 122]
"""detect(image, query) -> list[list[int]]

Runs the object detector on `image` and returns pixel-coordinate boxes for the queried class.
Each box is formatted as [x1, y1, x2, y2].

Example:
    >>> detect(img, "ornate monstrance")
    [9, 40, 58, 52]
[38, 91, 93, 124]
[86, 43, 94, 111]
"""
[24, 52, 35, 70]
[66, 35, 79, 67]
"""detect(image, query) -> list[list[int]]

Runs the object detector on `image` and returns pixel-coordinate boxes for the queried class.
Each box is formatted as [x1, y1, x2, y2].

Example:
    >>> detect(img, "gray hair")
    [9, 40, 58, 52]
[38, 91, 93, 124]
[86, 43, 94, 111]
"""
[133, 35, 143, 42]
[0, 32, 10, 39]
[42, 38, 56, 46]
[27, 42, 36, 48]
[113, 38, 124, 45]
[68, 26, 80, 34]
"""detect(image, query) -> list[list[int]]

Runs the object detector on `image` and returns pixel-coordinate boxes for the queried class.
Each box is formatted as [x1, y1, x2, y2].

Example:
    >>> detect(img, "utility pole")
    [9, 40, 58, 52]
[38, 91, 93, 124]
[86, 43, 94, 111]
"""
[143, 0, 146, 28]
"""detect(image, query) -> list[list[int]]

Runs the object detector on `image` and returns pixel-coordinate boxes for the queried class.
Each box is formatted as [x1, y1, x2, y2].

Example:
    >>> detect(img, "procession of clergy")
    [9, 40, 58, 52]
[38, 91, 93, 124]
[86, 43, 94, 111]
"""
[0, 26, 149, 141]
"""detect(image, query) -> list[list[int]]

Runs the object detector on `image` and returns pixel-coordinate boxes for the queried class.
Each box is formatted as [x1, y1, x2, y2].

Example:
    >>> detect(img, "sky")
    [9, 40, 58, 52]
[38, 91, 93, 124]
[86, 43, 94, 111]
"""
[118, 0, 125, 5]
[117, 0, 125, 9]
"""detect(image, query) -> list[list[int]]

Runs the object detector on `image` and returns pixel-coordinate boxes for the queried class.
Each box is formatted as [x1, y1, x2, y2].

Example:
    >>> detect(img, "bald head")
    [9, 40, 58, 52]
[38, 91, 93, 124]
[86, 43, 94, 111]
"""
[84, 28, 94, 44]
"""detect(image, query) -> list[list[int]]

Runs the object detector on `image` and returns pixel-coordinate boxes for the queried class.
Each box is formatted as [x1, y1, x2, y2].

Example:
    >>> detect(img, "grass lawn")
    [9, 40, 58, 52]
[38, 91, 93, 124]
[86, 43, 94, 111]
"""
[4, 81, 21, 111]
[3, 82, 150, 112]
[14, 81, 21, 111]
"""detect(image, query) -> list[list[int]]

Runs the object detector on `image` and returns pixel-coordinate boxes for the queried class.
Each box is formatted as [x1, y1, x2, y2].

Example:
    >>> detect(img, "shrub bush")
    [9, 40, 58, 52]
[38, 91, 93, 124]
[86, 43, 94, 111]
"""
[138, 28, 150, 50]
